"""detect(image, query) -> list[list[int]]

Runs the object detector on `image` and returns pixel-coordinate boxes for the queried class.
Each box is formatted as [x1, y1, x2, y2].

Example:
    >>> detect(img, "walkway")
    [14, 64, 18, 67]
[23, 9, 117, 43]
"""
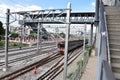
[80, 50, 97, 80]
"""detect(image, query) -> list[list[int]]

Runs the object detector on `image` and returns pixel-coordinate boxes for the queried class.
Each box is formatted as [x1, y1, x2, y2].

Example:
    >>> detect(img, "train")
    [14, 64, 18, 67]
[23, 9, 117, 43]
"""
[57, 40, 88, 54]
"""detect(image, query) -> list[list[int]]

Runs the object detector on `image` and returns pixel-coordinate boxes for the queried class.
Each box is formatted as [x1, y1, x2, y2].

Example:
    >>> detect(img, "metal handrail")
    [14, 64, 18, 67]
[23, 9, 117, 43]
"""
[96, 0, 115, 80]
[104, 11, 111, 65]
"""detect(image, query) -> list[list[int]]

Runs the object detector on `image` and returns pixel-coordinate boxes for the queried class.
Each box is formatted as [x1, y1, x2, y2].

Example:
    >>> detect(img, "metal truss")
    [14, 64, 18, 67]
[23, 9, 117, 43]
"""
[9, 9, 95, 25]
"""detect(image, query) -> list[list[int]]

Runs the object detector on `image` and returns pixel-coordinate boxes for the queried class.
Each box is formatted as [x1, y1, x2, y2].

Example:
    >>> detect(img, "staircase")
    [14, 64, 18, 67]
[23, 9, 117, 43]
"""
[105, 6, 120, 80]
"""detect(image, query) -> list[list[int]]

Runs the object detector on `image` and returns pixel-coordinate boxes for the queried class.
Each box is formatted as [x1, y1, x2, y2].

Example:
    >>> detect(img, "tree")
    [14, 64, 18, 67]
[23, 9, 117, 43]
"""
[10, 32, 19, 38]
[0, 21, 5, 41]
[59, 32, 65, 38]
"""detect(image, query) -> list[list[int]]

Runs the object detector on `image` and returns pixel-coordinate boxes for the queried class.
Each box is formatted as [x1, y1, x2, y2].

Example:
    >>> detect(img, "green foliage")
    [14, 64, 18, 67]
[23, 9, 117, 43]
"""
[84, 51, 88, 56]
[0, 21, 5, 35]
[10, 32, 19, 38]
[29, 30, 37, 38]
[0, 21, 5, 41]
[86, 45, 93, 56]
[67, 72, 73, 78]
[59, 32, 65, 38]
[77, 60, 83, 68]
[0, 40, 4, 48]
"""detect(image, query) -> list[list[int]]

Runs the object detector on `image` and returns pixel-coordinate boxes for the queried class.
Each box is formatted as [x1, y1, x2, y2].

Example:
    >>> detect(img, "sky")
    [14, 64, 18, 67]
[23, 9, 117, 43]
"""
[0, 0, 96, 34]
[0, 0, 95, 18]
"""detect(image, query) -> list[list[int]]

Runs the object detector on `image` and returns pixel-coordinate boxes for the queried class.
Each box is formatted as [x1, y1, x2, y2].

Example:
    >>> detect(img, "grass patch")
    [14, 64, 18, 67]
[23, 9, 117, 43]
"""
[86, 45, 93, 56]
[0, 40, 29, 49]
[67, 72, 73, 78]
[77, 60, 83, 68]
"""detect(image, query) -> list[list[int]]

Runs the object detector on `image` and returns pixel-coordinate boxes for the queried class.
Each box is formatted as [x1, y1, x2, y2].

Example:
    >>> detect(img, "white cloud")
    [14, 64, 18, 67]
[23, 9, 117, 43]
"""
[48, 7, 54, 9]
[91, 2, 95, 7]
[0, 3, 42, 17]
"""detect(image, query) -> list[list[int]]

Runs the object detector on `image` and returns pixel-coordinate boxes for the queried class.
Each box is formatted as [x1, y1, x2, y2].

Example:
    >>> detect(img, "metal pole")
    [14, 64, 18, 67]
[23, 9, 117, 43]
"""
[63, 2, 71, 80]
[5, 9, 10, 69]
[95, 0, 99, 26]
[89, 24, 93, 46]
[55, 27, 59, 48]
[20, 26, 22, 50]
[37, 23, 40, 53]
[83, 23, 86, 51]
[39, 24, 42, 51]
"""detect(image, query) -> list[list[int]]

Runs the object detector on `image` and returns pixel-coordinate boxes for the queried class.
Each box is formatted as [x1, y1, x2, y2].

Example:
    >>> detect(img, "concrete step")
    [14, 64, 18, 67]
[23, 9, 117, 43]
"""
[108, 27, 120, 31]
[109, 36, 120, 40]
[108, 29, 120, 33]
[111, 57, 120, 63]
[109, 33, 120, 36]
[112, 63, 120, 73]
[106, 15, 120, 20]
[113, 72, 120, 80]
[109, 39, 120, 44]
[107, 19, 120, 24]
[110, 49, 120, 56]
[111, 55, 120, 59]
[107, 24, 120, 28]
[105, 6, 120, 10]
[110, 43, 120, 49]
[108, 30, 120, 37]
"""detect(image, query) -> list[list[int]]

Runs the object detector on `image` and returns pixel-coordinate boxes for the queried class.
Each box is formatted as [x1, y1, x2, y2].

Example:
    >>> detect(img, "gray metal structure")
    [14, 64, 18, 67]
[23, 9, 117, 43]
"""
[95, 0, 115, 80]
[5, 3, 95, 80]
[63, 2, 71, 80]
[5, 9, 10, 69]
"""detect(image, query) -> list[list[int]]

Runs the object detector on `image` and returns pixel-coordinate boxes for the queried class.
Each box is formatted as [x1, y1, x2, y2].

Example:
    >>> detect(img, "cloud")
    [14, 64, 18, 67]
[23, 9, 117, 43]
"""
[0, 3, 42, 17]
[48, 7, 54, 9]
[91, 2, 95, 7]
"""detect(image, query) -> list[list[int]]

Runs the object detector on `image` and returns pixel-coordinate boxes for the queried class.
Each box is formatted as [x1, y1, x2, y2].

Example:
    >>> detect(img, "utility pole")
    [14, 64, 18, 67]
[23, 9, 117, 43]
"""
[19, 26, 23, 50]
[39, 24, 42, 51]
[83, 23, 86, 51]
[37, 23, 40, 53]
[5, 9, 10, 70]
[55, 27, 59, 48]
[63, 2, 71, 80]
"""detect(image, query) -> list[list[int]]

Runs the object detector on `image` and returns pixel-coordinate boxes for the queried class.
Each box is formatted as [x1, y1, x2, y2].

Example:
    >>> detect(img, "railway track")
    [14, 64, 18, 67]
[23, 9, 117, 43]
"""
[0, 48, 56, 66]
[0, 42, 56, 53]
[0, 45, 56, 58]
[0, 47, 83, 80]
[36, 48, 83, 80]
[0, 53, 61, 80]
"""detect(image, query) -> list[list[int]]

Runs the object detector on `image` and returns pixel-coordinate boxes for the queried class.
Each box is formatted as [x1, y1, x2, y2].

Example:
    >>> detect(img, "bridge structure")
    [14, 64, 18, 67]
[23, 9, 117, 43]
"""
[4, 3, 95, 80]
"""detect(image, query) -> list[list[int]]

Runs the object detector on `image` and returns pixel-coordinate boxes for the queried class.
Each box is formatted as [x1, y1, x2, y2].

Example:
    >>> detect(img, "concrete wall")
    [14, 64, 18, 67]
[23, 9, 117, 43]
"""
[102, 0, 120, 7]
[102, 0, 110, 5]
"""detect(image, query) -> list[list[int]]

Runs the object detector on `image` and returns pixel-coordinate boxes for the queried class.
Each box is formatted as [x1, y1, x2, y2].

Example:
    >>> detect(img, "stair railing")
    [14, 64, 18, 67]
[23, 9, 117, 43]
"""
[104, 11, 111, 65]
[95, 0, 115, 80]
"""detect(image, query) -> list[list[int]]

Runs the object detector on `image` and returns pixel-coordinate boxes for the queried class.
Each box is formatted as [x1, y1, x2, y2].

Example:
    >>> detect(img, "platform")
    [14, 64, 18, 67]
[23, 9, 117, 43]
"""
[80, 50, 97, 80]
